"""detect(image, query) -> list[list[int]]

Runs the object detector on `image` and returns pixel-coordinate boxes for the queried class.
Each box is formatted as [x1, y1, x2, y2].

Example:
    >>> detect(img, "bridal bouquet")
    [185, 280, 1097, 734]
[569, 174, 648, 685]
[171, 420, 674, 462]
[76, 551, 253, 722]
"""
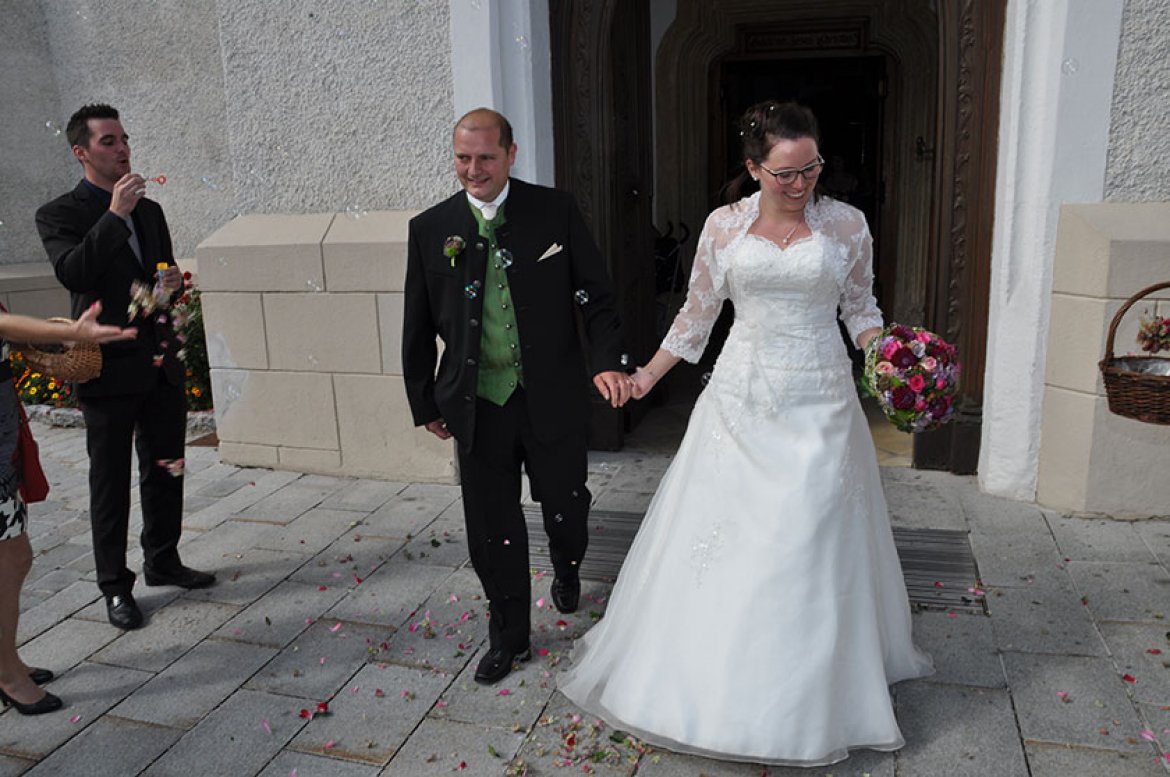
[864, 324, 960, 433]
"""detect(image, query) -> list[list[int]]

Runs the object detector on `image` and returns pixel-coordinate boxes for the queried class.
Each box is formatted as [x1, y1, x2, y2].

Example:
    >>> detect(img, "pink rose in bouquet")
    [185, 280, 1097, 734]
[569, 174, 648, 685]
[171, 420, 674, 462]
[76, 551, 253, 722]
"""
[864, 324, 960, 432]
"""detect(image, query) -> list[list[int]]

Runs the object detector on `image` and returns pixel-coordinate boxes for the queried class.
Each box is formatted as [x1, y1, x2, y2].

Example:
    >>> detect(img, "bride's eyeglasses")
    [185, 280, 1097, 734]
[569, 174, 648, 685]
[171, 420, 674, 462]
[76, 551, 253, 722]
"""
[756, 156, 825, 184]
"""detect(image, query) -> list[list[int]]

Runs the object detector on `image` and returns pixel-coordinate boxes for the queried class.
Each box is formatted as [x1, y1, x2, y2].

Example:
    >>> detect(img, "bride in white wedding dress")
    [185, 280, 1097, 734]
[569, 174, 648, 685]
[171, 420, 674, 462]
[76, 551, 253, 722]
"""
[558, 101, 933, 767]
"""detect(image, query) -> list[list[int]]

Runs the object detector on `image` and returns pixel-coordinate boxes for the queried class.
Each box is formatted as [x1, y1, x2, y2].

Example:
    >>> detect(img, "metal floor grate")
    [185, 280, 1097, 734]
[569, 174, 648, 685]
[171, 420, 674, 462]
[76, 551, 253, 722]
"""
[524, 508, 986, 614]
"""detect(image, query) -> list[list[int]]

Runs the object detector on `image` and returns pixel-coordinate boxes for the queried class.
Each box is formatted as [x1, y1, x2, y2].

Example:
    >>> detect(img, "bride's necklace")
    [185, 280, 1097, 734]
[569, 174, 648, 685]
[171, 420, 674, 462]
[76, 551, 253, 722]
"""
[780, 221, 803, 246]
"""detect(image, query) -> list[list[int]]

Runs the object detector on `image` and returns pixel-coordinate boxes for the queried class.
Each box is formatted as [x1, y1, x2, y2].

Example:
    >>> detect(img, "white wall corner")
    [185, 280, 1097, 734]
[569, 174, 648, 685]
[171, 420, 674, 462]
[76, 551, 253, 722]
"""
[449, 0, 554, 186]
[979, 0, 1125, 501]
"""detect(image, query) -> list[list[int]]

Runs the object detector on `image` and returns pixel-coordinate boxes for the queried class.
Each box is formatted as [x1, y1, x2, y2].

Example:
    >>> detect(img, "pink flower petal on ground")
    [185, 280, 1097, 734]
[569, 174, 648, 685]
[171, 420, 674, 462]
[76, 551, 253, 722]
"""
[329, 622, 343, 633]
[331, 571, 342, 578]
[450, 594, 458, 602]
[70, 714, 81, 724]
[261, 718, 272, 735]
[1140, 729, 1157, 742]
[323, 740, 336, 749]
[498, 689, 511, 696]
[536, 597, 545, 609]
[435, 700, 448, 708]
[933, 581, 944, 588]
[946, 611, 958, 618]
[353, 574, 363, 584]
[290, 770, 297, 777]
[350, 686, 360, 694]
[318, 585, 328, 591]
[537, 648, 550, 657]
[1147, 648, 1163, 655]
[320, 657, 327, 665]
[305, 618, 315, 625]
[1122, 673, 1137, 683]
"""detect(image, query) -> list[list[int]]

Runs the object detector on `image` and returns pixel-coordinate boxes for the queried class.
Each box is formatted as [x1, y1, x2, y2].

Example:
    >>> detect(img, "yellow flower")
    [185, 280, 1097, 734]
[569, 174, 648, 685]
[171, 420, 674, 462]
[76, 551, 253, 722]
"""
[191, 387, 202, 397]
[29, 388, 38, 395]
[51, 393, 60, 399]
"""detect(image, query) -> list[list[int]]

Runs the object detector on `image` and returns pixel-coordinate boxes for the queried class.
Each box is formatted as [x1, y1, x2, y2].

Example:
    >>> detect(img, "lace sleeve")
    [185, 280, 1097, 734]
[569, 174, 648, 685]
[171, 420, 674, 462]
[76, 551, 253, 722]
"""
[659, 210, 733, 362]
[837, 207, 883, 343]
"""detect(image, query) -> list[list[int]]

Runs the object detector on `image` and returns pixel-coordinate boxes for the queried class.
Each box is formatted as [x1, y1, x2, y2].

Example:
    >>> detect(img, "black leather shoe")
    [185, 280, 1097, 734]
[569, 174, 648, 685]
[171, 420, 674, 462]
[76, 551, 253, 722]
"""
[551, 575, 581, 614]
[28, 668, 54, 685]
[474, 646, 532, 685]
[144, 564, 216, 589]
[0, 688, 63, 716]
[106, 593, 144, 630]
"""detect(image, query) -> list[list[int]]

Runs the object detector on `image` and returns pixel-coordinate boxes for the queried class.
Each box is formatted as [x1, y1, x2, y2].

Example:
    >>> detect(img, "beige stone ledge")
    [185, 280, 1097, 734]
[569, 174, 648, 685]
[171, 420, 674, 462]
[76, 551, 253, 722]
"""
[322, 210, 416, 292]
[1036, 386, 1093, 511]
[1053, 204, 1170, 299]
[195, 213, 333, 293]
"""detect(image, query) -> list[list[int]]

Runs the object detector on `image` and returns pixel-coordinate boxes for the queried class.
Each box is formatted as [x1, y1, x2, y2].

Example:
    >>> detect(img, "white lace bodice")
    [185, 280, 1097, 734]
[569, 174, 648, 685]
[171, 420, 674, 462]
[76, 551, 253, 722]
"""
[661, 193, 883, 426]
[661, 192, 882, 362]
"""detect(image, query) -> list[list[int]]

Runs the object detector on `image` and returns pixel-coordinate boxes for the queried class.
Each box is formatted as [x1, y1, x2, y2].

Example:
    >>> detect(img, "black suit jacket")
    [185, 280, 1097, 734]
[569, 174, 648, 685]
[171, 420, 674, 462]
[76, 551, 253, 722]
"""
[402, 179, 624, 448]
[36, 180, 185, 398]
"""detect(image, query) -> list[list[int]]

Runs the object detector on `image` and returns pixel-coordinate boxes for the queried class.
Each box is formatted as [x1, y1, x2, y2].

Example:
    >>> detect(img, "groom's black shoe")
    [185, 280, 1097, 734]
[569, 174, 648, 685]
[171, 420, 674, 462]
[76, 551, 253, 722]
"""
[551, 574, 580, 614]
[474, 646, 532, 685]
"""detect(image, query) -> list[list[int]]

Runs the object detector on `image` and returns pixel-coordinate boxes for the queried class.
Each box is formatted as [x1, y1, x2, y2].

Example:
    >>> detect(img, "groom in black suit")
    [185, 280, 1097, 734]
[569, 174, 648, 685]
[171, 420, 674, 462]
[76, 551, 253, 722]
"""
[36, 104, 214, 631]
[403, 108, 630, 684]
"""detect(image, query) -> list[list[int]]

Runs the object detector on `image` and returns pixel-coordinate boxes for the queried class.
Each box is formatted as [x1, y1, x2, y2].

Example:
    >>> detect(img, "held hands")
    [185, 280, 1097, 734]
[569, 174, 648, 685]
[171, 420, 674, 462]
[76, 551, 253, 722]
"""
[593, 370, 633, 408]
[109, 173, 147, 218]
[71, 302, 137, 344]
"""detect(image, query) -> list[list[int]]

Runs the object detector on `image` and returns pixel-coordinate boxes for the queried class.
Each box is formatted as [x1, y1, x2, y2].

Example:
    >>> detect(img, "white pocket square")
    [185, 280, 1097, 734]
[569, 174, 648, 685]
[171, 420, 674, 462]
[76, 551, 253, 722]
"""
[537, 243, 563, 261]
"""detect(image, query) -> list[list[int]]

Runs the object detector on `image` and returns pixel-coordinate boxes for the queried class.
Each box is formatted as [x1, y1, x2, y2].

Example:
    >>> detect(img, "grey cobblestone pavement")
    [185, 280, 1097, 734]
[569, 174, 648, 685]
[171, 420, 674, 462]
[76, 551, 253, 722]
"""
[3, 403, 1170, 776]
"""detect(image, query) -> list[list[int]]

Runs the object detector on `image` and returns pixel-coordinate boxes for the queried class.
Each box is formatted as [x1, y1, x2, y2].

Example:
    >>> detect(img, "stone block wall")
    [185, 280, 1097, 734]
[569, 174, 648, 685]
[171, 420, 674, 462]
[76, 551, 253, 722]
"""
[195, 211, 455, 483]
[1036, 203, 1170, 516]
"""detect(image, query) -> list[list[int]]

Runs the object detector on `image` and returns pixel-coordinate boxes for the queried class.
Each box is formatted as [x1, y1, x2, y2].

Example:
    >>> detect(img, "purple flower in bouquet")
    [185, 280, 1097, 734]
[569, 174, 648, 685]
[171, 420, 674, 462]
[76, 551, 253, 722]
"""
[864, 323, 961, 433]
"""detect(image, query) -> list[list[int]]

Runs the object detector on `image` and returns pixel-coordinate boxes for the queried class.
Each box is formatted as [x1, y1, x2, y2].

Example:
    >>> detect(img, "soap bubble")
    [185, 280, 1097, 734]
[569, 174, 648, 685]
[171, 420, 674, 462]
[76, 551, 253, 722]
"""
[306, 279, 323, 292]
[1061, 58, 1079, 75]
[45, 121, 63, 136]
[574, 289, 589, 305]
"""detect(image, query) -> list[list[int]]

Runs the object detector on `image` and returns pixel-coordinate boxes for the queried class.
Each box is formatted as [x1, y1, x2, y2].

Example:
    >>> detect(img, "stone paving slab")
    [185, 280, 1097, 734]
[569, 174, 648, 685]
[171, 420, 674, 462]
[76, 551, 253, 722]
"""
[245, 619, 396, 701]
[21, 716, 184, 777]
[88, 597, 241, 673]
[215, 579, 351, 648]
[1135, 519, 1170, 567]
[1028, 742, 1170, 776]
[16, 617, 123, 675]
[180, 469, 303, 531]
[360, 483, 460, 539]
[288, 534, 405, 589]
[381, 716, 528, 776]
[1047, 513, 1163, 563]
[286, 662, 453, 765]
[911, 610, 1005, 688]
[233, 480, 349, 525]
[325, 558, 458, 629]
[0, 755, 34, 777]
[1099, 622, 1170, 705]
[139, 689, 312, 777]
[1002, 652, 1151, 750]
[258, 751, 381, 777]
[72, 587, 182, 627]
[0, 662, 153, 761]
[986, 580, 1107, 656]
[111, 638, 279, 729]
[894, 683, 1028, 776]
[16, 580, 102, 643]
[318, 479, 408, 513]
[1069, 561, 1170, 623]
[376, 568, 486, 673]
[432, 645, 554, 733]
[180, 546, 310, 607]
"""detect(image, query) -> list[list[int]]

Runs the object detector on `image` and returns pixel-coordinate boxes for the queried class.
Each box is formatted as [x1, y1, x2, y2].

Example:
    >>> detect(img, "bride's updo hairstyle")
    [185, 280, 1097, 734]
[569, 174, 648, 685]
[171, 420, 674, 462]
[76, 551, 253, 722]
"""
[724, 100, 821, 204]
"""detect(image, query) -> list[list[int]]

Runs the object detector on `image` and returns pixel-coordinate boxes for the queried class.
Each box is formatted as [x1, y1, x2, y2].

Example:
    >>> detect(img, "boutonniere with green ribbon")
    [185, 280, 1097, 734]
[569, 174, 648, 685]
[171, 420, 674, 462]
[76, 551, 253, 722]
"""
[443, 235, 466, 268]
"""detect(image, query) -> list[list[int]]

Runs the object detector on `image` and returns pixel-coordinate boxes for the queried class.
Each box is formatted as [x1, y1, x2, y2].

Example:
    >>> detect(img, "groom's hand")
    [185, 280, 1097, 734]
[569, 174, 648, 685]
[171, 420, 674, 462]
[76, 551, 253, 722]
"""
[424, 418, 452, 440]
[593, 370, 632, 408]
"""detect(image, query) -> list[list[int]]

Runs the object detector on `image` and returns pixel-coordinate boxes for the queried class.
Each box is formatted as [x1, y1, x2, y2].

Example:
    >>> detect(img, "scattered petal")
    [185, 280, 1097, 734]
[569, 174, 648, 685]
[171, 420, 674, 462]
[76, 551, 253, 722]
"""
[1122, 674, 1137, 683]
[1147, 648, 1163, 655]
[316, 701, 329, 714]
[323, 739, 336, 750]
[536, 597, 545, 609]
[1140, 729, 1157, 742]
[261, 718, 272, 735]
[498, 688, 511, 696]
[537, 648, 550, 657]
[329, 622, 343, 633]
[70, 714, 81, 724]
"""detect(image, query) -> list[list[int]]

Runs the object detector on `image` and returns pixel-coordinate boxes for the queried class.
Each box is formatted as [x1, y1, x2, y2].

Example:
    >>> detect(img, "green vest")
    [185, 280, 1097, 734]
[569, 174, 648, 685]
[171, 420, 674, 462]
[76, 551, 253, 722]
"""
[471, 202, 524, 405]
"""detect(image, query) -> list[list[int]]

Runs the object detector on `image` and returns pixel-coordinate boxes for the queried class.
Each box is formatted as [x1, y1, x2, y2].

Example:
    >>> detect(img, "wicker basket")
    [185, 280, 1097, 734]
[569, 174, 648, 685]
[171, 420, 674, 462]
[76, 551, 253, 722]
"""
[19, 318, 103, 383]
[1099, 281, 1170, 425]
